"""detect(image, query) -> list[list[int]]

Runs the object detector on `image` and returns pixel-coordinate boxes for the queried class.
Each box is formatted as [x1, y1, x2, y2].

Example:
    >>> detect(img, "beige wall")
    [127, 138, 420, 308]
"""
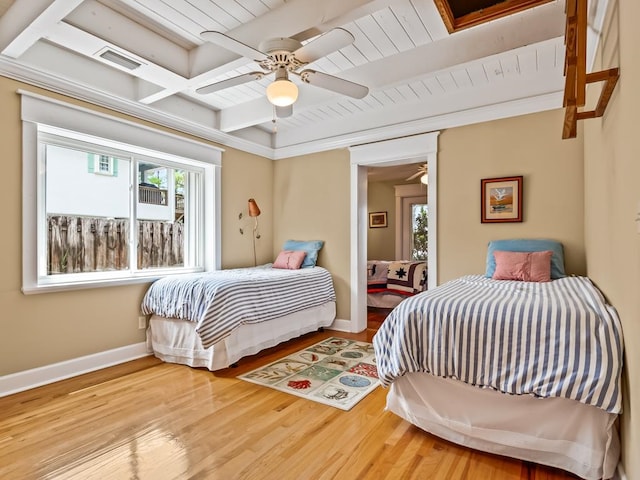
[583, 0, 639, 477]
[220, 151, 274, 269]
[272, 109, 585, 320]
[437, 109, 586, 283]
[0, 76, 273, 376]
[367, 181, 396, 260]
[273, 150, 351, 321]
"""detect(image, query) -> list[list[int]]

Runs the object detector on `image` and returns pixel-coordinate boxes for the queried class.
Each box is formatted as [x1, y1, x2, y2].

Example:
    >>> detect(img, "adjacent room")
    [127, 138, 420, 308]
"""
[0, 1, 637, 479]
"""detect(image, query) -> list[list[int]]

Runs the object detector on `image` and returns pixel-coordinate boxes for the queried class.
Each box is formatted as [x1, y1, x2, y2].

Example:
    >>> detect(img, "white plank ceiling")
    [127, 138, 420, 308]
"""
[0, 0, 607, 158]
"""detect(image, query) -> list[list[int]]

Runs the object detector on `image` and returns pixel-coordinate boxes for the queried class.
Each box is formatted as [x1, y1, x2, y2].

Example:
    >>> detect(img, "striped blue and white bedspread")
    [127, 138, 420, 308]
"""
[373, 275, 623, 413]
[141, 265, 336, 349]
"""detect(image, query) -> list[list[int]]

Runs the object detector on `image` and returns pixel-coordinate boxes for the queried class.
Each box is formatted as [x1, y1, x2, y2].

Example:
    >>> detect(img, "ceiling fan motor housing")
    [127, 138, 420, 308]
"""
[258, 37, 305, 71]
[258, 37, 302, 54]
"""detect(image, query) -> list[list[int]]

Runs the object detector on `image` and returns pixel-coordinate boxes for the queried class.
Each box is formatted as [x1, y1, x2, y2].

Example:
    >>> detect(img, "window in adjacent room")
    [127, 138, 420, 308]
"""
[396, 185, 427, 261]
[411, 203, 428, 261]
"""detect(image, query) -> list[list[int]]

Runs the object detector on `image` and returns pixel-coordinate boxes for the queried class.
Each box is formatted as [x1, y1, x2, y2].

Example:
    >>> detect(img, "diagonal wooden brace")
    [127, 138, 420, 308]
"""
[562, 68, 620, 139]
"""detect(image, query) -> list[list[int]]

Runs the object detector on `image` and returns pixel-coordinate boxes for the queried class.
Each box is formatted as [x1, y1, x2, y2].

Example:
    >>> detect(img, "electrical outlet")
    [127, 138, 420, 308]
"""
[138, 316, 147, 329]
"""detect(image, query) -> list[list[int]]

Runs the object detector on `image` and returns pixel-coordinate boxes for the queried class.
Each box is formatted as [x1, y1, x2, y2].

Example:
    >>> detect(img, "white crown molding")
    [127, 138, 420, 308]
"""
[19, 89, 225, 159]
[0, 56, 276, 159]
[435, 91, 564, 130]
[273, 119, 440, 160]
[349, 131, 439, 165]
[0, 342, 150, 397]
[274, 91, 563, 159]
[1, 55, 563, 161]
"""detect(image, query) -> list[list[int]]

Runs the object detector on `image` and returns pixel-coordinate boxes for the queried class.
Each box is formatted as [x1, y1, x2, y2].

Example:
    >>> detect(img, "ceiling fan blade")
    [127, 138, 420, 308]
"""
[406, 163, 428, 181]
[276, 105, 293, 118]
[200, 31, 268, 62]
[298, 69, 368, 99]
[406, 171, 423, 181]
[293, 28, 355, 64]
[196, 71, 265, 95]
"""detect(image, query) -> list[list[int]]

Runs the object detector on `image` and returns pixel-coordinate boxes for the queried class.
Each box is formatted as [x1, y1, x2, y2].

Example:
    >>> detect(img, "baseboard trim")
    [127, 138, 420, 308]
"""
[615, 463, 626, 480]
[328, 318, 361, 333]
[0, 342, 150, 398]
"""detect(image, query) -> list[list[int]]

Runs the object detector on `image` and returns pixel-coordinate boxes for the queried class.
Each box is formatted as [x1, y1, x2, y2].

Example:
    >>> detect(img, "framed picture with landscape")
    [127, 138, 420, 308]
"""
[481, 176, 523, 223]
[369, 211, 388, 228]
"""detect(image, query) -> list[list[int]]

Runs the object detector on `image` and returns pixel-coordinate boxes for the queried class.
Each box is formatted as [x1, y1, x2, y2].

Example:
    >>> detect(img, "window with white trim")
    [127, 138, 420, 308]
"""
[394, 184, 427, 261]
[411, 203, 428, 260]
[90, 153, 116, 176]
[21, 91, 221, 293]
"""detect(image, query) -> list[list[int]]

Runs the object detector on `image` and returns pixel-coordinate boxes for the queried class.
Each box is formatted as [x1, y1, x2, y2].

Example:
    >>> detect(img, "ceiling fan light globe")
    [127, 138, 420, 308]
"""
[267, 79, 298, 106]
[420, 173, 428, 185]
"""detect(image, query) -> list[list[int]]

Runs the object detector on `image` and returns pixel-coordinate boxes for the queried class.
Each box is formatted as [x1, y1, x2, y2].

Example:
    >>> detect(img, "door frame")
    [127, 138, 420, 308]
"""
[348, 132, 439, 333]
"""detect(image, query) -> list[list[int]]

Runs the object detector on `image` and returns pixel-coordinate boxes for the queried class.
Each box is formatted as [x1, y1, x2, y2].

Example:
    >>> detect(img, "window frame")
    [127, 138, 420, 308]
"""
[21, 90, 222, 294]
[95, 154, 114, 175]
[410, 203, 428, 261]
[399, 195, 426, 260]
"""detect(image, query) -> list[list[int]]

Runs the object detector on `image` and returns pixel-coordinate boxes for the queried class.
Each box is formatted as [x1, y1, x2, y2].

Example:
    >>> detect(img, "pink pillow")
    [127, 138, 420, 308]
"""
[492, 250, 552, 282]
[272, 250, 306, 270]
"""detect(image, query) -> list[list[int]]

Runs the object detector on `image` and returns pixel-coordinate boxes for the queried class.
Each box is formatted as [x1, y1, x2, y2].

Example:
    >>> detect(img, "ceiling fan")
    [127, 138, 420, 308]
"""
[196, 28, 369, 118]
[406, 164, 428, 184]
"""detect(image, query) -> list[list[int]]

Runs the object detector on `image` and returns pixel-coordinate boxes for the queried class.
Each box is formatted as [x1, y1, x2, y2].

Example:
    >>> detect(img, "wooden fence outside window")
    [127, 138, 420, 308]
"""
[47, 215, 184, 274]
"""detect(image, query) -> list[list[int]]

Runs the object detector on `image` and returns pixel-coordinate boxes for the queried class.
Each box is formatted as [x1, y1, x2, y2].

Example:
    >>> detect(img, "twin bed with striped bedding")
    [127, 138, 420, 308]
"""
[142, 265, 336, 370]
[373, 274, 623, 480]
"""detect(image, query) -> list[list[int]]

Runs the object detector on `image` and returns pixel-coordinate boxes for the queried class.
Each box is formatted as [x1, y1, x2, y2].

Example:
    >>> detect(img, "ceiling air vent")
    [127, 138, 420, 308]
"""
[99, 49, 141, 70]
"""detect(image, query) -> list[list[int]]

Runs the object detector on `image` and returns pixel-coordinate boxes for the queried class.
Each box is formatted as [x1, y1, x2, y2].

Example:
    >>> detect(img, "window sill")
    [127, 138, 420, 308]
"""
[22, 268, 205, 295]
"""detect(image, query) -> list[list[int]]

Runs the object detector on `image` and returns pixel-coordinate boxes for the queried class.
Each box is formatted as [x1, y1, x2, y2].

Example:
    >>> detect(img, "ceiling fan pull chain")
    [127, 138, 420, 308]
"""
[272, 106, 278, 133]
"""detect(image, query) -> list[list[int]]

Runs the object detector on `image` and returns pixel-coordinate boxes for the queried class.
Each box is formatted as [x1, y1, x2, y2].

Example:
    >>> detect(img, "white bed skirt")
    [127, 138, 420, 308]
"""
[386, 372, 619, 480]
[147, 301, 336, 371]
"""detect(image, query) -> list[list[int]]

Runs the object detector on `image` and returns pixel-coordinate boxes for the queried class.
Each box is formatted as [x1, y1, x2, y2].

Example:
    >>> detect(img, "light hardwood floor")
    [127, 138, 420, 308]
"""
[0, 324, 579, 479]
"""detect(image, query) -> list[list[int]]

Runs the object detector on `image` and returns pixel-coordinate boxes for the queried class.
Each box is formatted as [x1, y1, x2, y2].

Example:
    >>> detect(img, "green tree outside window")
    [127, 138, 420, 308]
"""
[412, 204, 428, 260]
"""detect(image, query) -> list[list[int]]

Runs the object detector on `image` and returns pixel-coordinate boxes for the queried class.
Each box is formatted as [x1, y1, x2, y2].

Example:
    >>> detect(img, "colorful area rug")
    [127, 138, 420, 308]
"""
[238, 337, 379, 411]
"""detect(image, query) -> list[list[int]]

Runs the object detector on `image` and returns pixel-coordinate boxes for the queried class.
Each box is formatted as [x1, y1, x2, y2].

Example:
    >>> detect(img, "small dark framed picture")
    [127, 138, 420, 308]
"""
[481, 176, 523, 223]
[369, 211, 388, 228]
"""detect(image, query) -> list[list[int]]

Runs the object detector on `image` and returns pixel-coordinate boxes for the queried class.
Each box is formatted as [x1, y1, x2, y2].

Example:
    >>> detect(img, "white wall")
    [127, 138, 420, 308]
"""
[46, 145, 130, 218]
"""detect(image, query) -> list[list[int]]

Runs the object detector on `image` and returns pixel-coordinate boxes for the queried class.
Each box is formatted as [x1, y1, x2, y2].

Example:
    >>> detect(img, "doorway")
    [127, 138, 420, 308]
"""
[348, 132, 439, 333]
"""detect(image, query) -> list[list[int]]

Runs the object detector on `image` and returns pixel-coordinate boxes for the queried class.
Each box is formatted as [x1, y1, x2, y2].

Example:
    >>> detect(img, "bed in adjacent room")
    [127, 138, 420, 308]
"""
[373, 239, 623, 480]
[142, 241, 336, 370]
[367, 260, 427, 309]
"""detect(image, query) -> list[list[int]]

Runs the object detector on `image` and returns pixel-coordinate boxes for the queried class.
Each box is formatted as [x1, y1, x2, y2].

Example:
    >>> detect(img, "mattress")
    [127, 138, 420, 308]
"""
[386, 372, 619, 480]
[147, 301, 336, 370]
[374, 274, 623, 413]
[141, 265, 336, 349]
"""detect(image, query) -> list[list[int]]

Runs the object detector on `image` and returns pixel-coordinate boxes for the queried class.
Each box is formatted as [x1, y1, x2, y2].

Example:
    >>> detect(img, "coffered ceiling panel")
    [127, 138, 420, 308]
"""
[0, 0, 608, 158]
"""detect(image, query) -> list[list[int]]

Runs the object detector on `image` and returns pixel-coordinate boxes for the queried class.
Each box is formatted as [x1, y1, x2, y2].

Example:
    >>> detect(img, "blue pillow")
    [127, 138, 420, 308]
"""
[282, 240, 324, 268]
[486, 239, 566, 279]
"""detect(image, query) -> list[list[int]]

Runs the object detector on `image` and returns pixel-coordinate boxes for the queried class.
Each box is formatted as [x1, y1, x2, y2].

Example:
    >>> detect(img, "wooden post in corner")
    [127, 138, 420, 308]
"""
[562, 0, 619, 139]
